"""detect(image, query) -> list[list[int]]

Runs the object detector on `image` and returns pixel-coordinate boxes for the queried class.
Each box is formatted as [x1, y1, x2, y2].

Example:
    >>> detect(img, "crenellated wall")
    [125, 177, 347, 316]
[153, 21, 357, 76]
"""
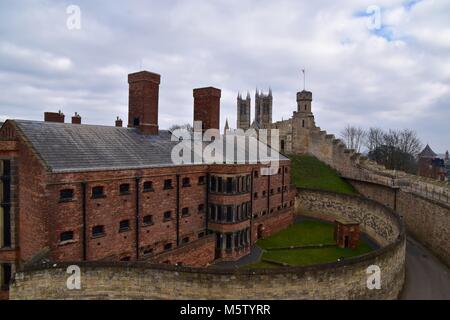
[296, 123, 450, 268]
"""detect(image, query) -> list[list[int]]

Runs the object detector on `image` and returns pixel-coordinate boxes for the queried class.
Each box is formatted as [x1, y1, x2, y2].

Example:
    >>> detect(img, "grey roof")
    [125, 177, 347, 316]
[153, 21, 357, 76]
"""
[12, 120, 287, 173]
[419, 144, 437, 158]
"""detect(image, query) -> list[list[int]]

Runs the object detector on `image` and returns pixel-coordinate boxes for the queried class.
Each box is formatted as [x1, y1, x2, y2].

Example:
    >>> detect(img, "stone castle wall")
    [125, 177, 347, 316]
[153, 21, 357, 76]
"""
[10, 188, 405, 300]
[348, 179, 450, 267]
[292, 118, 450, 268]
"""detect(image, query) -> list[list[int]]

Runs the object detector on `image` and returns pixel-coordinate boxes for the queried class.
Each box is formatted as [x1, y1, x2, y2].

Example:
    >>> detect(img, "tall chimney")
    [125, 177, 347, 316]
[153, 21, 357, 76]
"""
[128, 71, 160, 135]
[72, 112, 81, 124]
[115, 116, 123, 127]
[44, 110, 65, 123]
[193, 87, 221, 132]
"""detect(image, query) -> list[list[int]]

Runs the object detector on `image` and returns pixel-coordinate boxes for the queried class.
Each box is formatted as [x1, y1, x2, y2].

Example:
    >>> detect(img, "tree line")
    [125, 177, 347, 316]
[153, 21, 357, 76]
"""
[339, 125, 423, 174]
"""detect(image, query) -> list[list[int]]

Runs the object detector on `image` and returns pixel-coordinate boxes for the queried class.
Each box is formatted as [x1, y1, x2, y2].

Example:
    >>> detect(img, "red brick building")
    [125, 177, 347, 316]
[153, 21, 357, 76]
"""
[0, 70, 294, 298]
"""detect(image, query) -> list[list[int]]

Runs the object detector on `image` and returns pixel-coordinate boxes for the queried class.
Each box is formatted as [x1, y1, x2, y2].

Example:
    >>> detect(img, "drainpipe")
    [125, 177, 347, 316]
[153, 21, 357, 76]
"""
[205, 173, 210, 234]
[281, 165, 285, 205]
[135, 177, 141, 260]
[249, 170, 254, 243]
[394, 187, 398, 211]
[176, 174, 180, 247]
[81, 182, 87, 260]
[267, 170, 271, 213]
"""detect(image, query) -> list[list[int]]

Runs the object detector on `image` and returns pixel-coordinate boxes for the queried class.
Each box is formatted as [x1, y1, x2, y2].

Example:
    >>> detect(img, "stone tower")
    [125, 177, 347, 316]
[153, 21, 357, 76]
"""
[254, 89, 272, 129]
[236, 92, 251, 130]
[294, 90, 314, 129]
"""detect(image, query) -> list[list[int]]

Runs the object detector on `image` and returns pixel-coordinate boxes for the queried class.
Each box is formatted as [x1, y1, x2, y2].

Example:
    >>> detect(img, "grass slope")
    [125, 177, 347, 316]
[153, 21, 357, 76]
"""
[289, 155, 358, 195]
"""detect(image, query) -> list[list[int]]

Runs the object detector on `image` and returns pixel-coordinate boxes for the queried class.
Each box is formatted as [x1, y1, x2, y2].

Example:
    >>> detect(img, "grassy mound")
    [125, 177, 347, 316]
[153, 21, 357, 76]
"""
[289, 155, 358, 195]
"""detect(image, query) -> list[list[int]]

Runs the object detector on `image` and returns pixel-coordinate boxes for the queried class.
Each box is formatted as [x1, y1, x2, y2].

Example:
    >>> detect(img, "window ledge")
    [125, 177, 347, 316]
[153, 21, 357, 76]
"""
[163, 186, 174, 190]
[91, 195, 106, 200]
[119, 228, 130, 233]
[58, 198, 75, 203]
[58, 240, 77, 246]
[91, 234, 106, 239]
[142, 223, 154, 228]
[120, 192, 131, 196]
[143, 189, 154, 193]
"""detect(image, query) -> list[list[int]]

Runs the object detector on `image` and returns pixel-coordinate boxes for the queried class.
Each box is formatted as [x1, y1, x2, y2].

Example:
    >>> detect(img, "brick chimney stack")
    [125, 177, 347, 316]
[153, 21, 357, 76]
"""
[128, 71, 161, 135]
[193, 87, 221, 132]
[71, 112, 81, 124]
[115, 116, 123, 127]
[44, 110, 65, 123]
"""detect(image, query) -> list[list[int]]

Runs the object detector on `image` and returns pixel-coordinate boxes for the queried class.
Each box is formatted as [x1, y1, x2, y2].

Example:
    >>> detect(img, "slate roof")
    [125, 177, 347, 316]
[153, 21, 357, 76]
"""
[418, 144, 437, 158]
[10, 120, 286, 173]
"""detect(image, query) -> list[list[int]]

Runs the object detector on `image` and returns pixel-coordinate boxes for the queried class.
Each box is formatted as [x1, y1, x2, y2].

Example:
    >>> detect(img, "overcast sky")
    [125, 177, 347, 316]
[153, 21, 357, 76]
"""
[0, 0, 449, 152]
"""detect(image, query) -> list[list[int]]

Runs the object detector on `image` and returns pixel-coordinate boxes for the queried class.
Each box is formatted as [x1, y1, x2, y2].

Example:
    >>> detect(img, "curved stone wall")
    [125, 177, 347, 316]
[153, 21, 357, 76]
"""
[10, 189, 405, 300]
[347, 179, 450, 267]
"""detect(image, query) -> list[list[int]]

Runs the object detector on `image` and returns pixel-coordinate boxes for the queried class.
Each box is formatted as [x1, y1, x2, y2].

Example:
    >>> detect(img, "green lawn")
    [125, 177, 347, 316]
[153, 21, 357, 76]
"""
[257, 220, 335, 249]
[289, 155, 358, 195]
[241, 220, 373, 269]
[262, 243, 373, 266]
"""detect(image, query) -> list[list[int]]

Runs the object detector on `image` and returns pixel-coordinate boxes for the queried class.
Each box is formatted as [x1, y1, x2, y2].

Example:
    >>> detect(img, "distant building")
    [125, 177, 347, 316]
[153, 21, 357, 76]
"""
[236, 89, 273, 130]
[417, 145, 447, 181]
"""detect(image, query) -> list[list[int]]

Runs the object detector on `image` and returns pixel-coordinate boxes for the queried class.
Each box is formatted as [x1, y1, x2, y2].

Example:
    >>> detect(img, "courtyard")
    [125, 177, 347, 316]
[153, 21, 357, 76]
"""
[215, 217, 376, 269]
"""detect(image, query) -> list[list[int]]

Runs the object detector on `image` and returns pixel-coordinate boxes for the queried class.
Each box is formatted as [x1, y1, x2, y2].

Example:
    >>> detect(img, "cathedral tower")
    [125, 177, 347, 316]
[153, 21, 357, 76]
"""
[254, 89, 272, 129]
[236, 92, 251, 130]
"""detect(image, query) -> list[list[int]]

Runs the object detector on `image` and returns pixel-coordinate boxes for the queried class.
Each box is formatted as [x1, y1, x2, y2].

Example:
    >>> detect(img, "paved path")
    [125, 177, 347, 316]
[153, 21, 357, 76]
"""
[401, 236, 450, 300]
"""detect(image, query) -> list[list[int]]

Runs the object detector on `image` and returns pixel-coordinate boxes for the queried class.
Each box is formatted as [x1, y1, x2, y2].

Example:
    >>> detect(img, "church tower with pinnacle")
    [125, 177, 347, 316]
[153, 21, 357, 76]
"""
[254, 88, 272, 129]
[236, 92, 251, 130]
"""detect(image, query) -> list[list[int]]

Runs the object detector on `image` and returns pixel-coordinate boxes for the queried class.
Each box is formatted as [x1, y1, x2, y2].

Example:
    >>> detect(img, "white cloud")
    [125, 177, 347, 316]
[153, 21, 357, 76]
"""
[0, 0, 448, 151]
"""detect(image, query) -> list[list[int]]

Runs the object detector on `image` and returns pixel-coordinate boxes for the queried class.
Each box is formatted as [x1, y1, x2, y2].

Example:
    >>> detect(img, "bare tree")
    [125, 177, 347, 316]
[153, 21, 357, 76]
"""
[365, 127, 384, 152]
[169, 123, 193, 133]
[367, 128, 422, 173]
[340, 125, 366, 153]
[398, 129, 422, 156]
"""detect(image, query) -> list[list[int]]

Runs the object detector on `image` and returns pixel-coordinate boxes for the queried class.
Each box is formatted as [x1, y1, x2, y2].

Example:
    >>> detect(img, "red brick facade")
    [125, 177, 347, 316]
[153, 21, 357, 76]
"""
[334, 219, 360, 249]
[128, 71, 160, 135]
[0, 70, 295, 299]
[44, 111, 65, 123]
[193, 87, 221, 131]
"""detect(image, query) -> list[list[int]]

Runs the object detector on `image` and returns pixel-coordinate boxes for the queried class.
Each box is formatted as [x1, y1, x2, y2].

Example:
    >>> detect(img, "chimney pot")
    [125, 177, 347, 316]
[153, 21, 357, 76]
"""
[115, 116, 123, 127]
[71, 112, 81, 124]
[44, 111, 65, 123]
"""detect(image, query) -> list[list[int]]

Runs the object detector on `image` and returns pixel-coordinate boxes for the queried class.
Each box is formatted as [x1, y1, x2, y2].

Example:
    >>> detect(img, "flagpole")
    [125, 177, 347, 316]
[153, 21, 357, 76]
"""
[302, 69, 306, 90]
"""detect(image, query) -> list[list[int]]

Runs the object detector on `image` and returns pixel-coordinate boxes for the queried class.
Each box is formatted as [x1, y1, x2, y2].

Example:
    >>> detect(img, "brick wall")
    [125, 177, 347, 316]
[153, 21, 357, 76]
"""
[251, 208, 293, 242]
[17, 133, 50, 262]
[148, 234, 215, 267]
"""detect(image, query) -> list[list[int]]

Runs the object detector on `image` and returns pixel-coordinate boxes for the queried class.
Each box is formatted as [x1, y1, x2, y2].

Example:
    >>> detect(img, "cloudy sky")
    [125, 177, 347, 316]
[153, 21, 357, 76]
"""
[0, 0, 449, 152]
